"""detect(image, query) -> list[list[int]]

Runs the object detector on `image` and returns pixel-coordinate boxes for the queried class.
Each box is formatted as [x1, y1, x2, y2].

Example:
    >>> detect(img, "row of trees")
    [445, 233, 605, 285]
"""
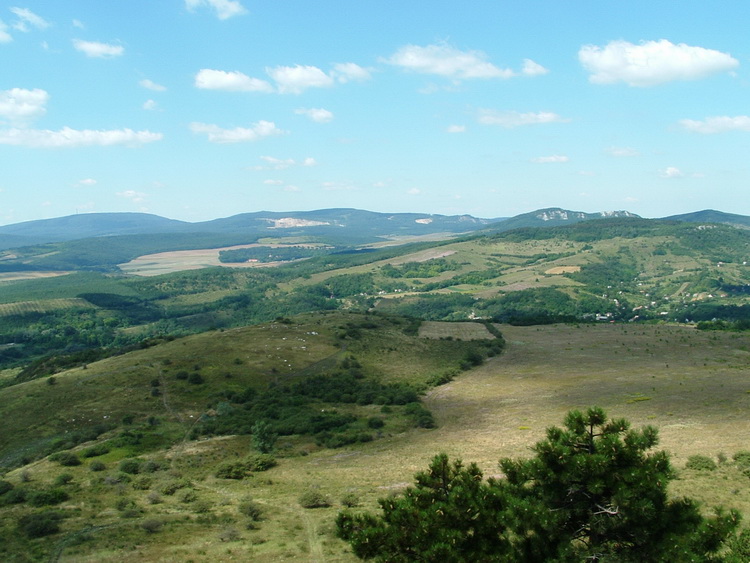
[337, 408, 745, 562]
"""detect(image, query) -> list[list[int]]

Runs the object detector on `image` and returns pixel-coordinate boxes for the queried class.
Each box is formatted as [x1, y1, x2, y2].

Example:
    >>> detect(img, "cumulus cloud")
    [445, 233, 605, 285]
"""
[679, 115, 750, 134]
[407, 188, 422, 195]
[606, 146, 640, 157]
[294, 107, 333, 123]
[190, 120, 284, 143]
[659, 166, 684, 178]
[73, 39, 124, 58]
[385, 43, 514, 79]
[531, 155, 569, 163]
[579, 39, 739, 87]
[0, 127, 162, 148]
[446, 124, 466, 133]
[266, 64, 334, 94]
[478, 109, 570, 128]
[194, 68, 273, 92]
[140, 78, 166, 91]
[330, 62, 372, 83]
[263, 179, 284, 185]
[302, 157, 316, 166]
[76, 178, 97, 186]
[10, 7, 50, 31]
[143, 99, 158, 111]
[185, 0, 247, 20]
[522, 59, 549, 76]
[0, 87, 49, 125]
[0, 20, 11, 43]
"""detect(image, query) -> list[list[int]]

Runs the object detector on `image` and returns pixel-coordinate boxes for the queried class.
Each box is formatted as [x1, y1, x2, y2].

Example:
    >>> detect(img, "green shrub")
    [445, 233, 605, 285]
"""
[340, 491, 360, 508]
[0, 480, 13, 496]
[89, 460, 106, 472]
[246, 453, 277, 472]
[159, 479, 190, 495]
[49, 451, 81, 467]
[119, 458, 142, 474]
[1, 487, 27, 505]
[141, 519, 164, 533]
[238, 497, 263, 521]
[53, 473, 74, 486]
[733, 451, 750, 467]
[367, 417, 385, 429]
[18, 510, 64, 538]
[187, 373, 204, 385]
[298, 488, 331, 509]
[179, 489, 198, 503]
[685, 454, 717, 471]
[215, 461, 250, 480]
[28, 488, 69, 507]
[132, 476, 153, 490]
[81, 444, 110, 458]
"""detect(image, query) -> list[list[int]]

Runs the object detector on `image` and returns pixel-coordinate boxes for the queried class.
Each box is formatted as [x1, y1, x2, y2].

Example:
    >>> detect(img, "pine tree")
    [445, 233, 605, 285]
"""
[336, 453, 511, 562]
[499, 407, 740, 561]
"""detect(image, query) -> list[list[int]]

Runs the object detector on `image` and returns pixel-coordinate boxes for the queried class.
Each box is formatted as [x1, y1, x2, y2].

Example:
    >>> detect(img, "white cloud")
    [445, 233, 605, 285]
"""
[679, 115, 750, 134]
[0, 87, 48, 125]
[194, 68, 272, 92]
[0, 20, 11, 43]
[531, 155, 569, 163]
[521, 59, 549, 76]
[140, 78, 166, 91]
[143, 99, 158, 111]
[0, 127, 163, 148]
[659, 166, 684, 179]
[185, 0, 247, 20]
[385, 43, 514, 79]
[579, 39, 739, 87]
[117, 189, 147, 203]
[407, 188, 422, 195]
[284, 185, 300, 192]
[76, 178, 97, 186]
[266, 64, 334, 94]
[606, 146, 640, 157]
[330, 62, 372, 83]
[10, 7, 50, 31]
[73, 39, 124, 58]
[294, 107, 333, 123]
[251, 156, 316, 170]
[190, 120, 284, 143]
[478, 109, 570, 128]
[263, 179, 284, 185]
[260, 155, 295, 169]
[446, 124, 466, 133]
[72, 19, 84, 29]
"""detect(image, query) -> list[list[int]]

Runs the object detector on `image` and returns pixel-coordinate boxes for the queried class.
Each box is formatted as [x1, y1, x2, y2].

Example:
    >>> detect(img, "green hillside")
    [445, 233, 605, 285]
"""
[1, 317, 750, 561]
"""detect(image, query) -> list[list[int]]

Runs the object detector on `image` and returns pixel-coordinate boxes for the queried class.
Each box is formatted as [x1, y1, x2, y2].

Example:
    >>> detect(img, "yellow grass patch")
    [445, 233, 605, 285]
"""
[545, 265, 581, 274]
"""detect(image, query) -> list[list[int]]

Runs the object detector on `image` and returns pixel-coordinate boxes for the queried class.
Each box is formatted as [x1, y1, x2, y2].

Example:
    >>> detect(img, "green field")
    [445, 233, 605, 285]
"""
[1, 316, 750, 561]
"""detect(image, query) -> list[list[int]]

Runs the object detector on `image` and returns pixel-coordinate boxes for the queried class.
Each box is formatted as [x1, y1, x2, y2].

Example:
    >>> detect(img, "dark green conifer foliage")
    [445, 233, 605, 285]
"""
[336, 453, 511, 562]
[499, 407, 740, 561]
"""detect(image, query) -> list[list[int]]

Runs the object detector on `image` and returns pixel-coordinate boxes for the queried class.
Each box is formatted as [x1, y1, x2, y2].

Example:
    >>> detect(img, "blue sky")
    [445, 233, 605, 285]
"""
[1, 1, 748, 225]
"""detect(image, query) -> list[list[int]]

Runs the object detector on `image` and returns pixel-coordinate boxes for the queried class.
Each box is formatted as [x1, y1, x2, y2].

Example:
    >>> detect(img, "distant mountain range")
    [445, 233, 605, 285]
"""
[0, 207, 747, 254]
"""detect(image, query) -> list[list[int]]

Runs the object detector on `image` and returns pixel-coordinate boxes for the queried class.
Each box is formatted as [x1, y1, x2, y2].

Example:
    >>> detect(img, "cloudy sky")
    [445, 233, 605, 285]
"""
[1, 1, 748, 225]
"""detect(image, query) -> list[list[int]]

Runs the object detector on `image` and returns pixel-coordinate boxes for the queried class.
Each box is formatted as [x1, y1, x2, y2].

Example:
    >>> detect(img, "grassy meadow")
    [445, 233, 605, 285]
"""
[1, 318, 750, 561]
